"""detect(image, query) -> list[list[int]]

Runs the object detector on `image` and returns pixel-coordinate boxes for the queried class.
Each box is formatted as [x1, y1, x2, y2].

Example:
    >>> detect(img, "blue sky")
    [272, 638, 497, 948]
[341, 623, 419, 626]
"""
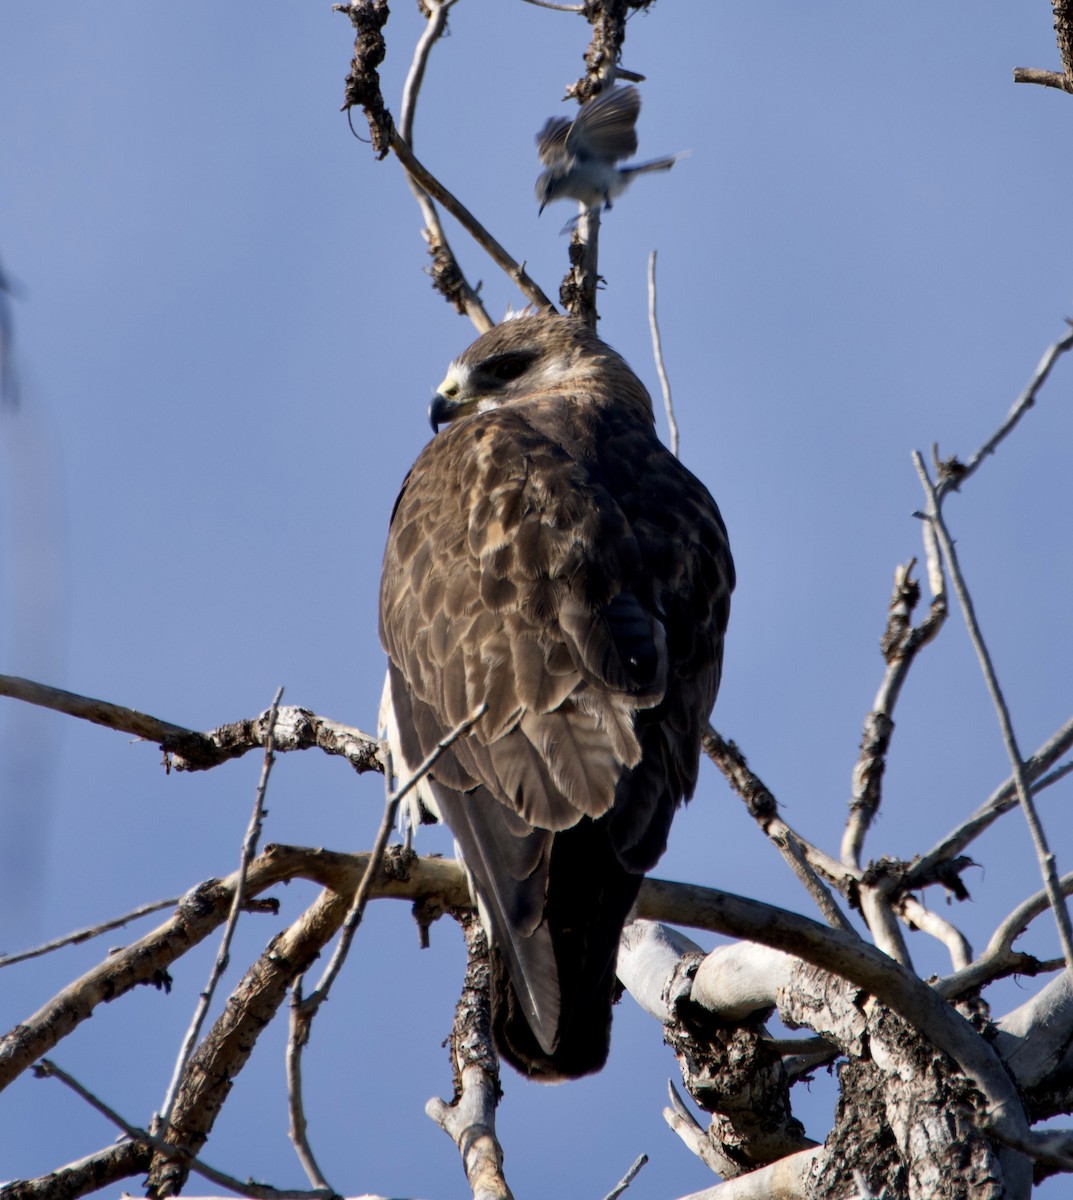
[2, 3, 1072, 1197]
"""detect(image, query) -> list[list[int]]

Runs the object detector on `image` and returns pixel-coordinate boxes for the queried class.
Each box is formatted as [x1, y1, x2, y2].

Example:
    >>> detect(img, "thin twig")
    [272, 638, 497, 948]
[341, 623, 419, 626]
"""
[298, 703, 487, 1021]
[602, 1154, 649, 1200]
[647, 249, 679, 456]
[33, 1059, 334, 1200]
[908, 715, 1073, 886]
[0, 895, 179, 968]
[286, 975, 335, 1193]
[159, 687, 285, 1125]
[916, 454, 1073, 977]
[935, 323, 1073, 501]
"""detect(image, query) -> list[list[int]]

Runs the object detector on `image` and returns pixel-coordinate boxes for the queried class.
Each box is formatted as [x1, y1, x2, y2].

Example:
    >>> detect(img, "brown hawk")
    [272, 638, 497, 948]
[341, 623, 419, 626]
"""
[379, 312, 733, 1080]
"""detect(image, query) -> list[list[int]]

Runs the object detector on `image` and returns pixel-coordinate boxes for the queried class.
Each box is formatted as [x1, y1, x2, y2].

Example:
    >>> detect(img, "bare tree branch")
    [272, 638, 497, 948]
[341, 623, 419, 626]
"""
[896, 896, 972, 972]
[1012, 66, 1073, 92]
[286, 975, 335, 1194]
[426, 913, 513, 1200]
[647, 249, 679, 456]
[0, 1141, 153, 1200]
[397, 0, 492, 331]
[1013, 2, 1073, 94]
[916, 452, 1073, 978]
[0, 845, 467, 1093]
[0, 896, 180, 969]
[0, 674, 383, 774]
[297, 703, 487, 1022]
[701, 724, 858, 890]
[637, 877, 1029, 1144]
[938, 873, 1073, 999]
[145, 884, 353, 1198]
[559, 206, 603, 326]
[34, 1059, 333, 1200]
[841, 560, 946, 873]
[601, 1154, 649, 1200]
[159, 688, 285, 1125]
[669, 1145, 824, 1200]
[389, 131, 554, 313]
[934, 323, 1073, 502]
[909, 714, 1073, 886]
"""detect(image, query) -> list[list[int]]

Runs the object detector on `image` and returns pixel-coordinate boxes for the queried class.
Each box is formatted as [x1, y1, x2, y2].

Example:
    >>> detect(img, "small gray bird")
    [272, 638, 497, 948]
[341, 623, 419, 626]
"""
[535, 85, 682, 214]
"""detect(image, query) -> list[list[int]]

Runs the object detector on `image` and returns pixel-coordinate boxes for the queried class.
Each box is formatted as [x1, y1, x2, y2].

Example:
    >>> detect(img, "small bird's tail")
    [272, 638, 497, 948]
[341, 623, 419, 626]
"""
[622, 150, 690, 180]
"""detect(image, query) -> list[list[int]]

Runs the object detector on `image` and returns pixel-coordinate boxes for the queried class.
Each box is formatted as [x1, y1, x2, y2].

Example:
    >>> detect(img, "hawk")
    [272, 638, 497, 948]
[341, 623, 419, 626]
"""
[379, 313, 733, 1080]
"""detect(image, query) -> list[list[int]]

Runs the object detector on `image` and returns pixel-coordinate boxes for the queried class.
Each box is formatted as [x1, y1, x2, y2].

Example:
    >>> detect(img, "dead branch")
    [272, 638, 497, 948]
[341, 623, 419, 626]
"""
[601, 1154, 649, 1200]
[916, 453, 1073, 978]
[160, 689, 285, 1124]
[934, 323, 1073, 502]
[671, 1146, 824, 1200]
[0, 674, 383, 774]
[0, 1141, 153, 1200]
[1013, 2, 1073, 94]
[647, 249, 679, 456]
[389, 131, 555, 313]
[397, 0, 492, 331]
[638, 877, 1028, 1144]
[908, 714, 1073, 887]
[0, 845, 468, 1094]
[0, 895, 179, 969]
[701, 724, 857, 889]
[426, 912, 513, 1200]
[146, 885, 352, 1197]
[841, 561, 946, 873]
[938, 873, 1073, 1000]
[33, 1059, 332, 1200]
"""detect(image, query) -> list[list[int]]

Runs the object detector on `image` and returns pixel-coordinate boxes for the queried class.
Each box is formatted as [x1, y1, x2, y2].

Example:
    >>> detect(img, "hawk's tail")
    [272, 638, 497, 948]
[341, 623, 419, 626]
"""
[490, 817, 644, 1082]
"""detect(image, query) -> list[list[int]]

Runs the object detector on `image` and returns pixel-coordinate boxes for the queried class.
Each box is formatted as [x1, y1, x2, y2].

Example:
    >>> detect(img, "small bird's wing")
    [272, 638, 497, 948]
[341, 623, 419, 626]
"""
[567, 85, 641, 164]
[535, 116, 572, 166]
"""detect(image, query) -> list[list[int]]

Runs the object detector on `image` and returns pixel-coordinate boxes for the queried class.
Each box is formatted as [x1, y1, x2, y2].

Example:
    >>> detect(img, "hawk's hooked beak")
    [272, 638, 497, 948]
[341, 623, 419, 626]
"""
[429, 392, 458, 432]
[429, 372, 467, 432]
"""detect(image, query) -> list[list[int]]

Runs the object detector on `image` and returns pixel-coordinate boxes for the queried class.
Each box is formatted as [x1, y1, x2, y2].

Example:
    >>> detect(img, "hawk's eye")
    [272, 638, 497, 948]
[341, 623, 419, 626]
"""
[481, 353, 534, 384]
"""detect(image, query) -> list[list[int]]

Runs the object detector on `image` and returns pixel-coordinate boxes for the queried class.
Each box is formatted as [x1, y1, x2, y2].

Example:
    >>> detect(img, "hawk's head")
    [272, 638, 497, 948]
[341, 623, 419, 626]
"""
[428, 312, 653, 431]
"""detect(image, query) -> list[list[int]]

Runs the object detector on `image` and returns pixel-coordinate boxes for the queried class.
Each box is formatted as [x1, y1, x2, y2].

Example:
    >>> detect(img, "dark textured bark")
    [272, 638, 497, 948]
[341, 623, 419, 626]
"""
[779, 963, 1016, 1200]
[145, 887, 351, 1197]
[0, 1142, 152, 1200]
[665, 1004, 813, 1178]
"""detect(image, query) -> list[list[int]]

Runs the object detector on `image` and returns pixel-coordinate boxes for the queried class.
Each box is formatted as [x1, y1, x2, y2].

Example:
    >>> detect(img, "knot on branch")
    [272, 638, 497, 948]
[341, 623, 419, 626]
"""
[881, 563, 921, 659]
[574, 1, 655, 100]
[338, 0, 394, 158]
[665, 1009, 808, 1177]
[425, 232, 476, 315]
[701, 727, 779, 824]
